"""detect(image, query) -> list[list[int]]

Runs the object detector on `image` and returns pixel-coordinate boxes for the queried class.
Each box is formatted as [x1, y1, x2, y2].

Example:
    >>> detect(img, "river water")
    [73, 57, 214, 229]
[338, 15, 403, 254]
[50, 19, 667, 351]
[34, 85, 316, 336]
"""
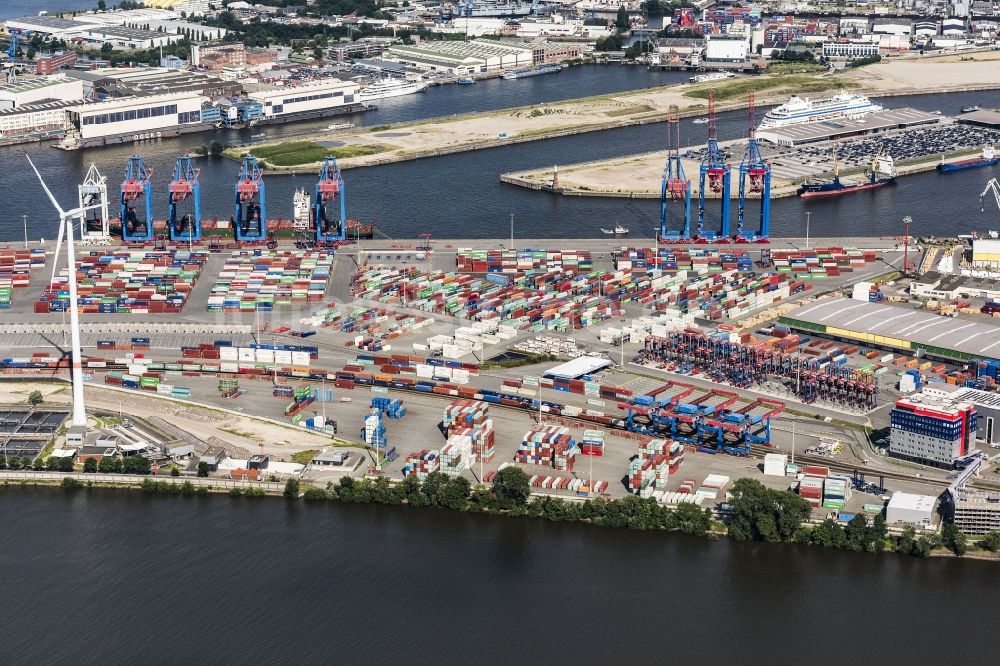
[3, 65, 999, 241]
[1, 487, 995, 662]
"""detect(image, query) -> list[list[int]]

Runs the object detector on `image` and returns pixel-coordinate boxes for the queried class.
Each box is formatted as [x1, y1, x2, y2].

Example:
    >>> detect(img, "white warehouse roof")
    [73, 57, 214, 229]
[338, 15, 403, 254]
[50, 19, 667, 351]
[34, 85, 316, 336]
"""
[544, 355, 612, 380]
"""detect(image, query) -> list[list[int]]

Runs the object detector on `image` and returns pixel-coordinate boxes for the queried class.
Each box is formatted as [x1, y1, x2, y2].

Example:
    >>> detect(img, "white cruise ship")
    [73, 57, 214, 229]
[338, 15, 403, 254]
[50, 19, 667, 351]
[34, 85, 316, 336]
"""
[758, 93, 882, 130]
[358, 77, 429, 101]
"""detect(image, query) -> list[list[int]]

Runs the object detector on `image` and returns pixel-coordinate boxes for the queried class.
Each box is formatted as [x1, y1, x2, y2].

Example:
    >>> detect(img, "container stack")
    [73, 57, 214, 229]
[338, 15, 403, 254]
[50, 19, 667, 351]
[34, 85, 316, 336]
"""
[403, 449, 440, 480]
[695, 474, 730, 502]
[370, 397, 406, 419]
[798, 476, 825, 507]
[218, 378, 240, 397]
[442, 399, 495, 461]
[629, 455, 670, 494]
[207, 250, 332, 312]
[763, 453, 788, 477]
[455, 249, 593, 274]
[515, 425, 577, 471]
[38, 250, 205, 314]
[677, 478, 698, 495]
[580, 430, 605, 456]
[440, 435, 472, 474]
[0, 248, 44, 308]
[822, 476, 851, 510]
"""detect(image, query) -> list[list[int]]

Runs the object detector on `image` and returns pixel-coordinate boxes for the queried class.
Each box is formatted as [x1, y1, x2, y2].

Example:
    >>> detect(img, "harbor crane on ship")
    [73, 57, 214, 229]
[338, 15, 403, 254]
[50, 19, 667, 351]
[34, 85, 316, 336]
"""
[313, 156, 347, 244]
[736, 90, 771, 243]
[120, 156, 154, 244]
[234, 155, 267, 243]
[697, 91, 731, 242]
[660, 104, 691, 243]
[167, 156, 202, 244]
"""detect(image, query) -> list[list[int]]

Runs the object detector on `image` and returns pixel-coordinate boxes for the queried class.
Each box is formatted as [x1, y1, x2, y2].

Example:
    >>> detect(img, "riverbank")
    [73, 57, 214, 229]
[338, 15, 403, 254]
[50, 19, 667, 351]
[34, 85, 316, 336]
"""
[5, 466, 997, 562]
[222, 58, 1000, 173]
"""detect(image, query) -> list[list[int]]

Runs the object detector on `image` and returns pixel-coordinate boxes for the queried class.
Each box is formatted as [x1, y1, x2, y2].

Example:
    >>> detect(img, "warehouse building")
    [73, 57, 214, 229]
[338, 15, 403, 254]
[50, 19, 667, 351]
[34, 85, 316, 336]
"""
[756, 107, 941, 147]
[0, 75, 84, 110]
[909, 272, 1000, 301]
[704, 33, 750, 62]
[66, 91, 210, 146]
[779, 297, 1000, 362]
[889, 390, 977, 468]
[886, 491, 938, 526]
[821, 39, 880, 59]
[79, 25, 180, 50]
[971, 238, 1000, 270]
[4, 15, 100, 39]
[0, 100, 76, 140]
[386, 39, 535, 75]
[66, 67, 238, 100]
[247, 78, 360, 122]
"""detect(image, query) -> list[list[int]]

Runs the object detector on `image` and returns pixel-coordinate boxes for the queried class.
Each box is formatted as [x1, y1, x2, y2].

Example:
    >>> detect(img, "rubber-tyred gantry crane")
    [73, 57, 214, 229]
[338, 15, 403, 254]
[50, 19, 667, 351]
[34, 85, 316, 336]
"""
[313, 156, 347, 243]
[736, 90, 771, 243]
[234, 155, 266, 242]
[660, 104, 691, 242]
[697, 91, 731, 242]
[120, 156, 153, 244]
[167, 156, 201, 243]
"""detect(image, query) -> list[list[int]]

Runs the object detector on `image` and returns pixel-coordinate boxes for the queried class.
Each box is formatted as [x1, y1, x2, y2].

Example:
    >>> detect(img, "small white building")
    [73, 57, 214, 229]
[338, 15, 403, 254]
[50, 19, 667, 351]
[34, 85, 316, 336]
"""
[822, 40, 880, 59]
[704, 33, 750, 62]
[886, 491, 938, 526]
[247, 78, 359, 120]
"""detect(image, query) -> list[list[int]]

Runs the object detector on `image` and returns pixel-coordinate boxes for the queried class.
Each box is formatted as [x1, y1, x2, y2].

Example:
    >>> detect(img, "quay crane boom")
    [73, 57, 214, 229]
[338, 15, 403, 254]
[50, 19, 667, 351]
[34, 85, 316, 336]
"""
[736, 90, 771, 243]
[234, 155, 266, 242]
[120, 156, 153, 244]
[981, 178, 1000, 214]
[167, 156, 201, 243]
[660, 104, 691, 242]
[697, 91, 731, 242]
[313, 156, 347, 243]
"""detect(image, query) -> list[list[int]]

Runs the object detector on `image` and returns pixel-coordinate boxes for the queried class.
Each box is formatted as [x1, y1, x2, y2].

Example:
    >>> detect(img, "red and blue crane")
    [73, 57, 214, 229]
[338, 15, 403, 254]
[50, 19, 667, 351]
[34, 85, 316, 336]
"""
[736, 90, 771, 243]
[660, 104, 691, 242]
[697, 91, 731, 242]
[167, 156, 201, 243]
[313, 156, 347, 243]
[234, 155, 266, 242]
[120, 156, 153, 244]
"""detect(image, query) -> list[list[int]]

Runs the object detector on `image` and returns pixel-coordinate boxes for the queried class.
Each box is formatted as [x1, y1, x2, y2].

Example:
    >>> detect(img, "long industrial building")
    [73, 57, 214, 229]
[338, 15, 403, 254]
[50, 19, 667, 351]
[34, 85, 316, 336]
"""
[756, 108, 942, 147]
[65, 92, 212, 147]
[779, 297, 1000, 362]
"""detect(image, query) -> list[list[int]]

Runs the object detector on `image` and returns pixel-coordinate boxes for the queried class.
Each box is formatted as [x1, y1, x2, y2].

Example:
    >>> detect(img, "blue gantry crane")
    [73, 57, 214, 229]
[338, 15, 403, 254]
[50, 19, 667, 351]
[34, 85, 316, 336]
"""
[234, 155, 266, 242]
[660, 104, 691, 242]
[120, 156, 154, 244]
[167, 156, 201, 243]
[736, 90, 771, 243]
[697, 91, 731, 242]
[4, 28, 20, 62]
[313, 156, 346, 243]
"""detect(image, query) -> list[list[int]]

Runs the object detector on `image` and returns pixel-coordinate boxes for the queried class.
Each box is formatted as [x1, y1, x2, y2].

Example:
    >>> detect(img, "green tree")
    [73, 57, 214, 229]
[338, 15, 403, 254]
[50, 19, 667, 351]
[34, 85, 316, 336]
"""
[208, 140, 224, 157]
[122, 455, 151, 475]
[981, 530, 1000, 552]
[196, 461, 209, 477]
[97, 0, 107, 9]
[283, 477, 300, 498]
[811, 519, 848, 549]
[941, 523, 968, 556]
[98, 456, 123, 473]
[844, 513, 870, 551]
[666, 501, 712, 536]
[913, 536, 934, 557]
[615, 6, 630, 32]
[421, 471, 448, 505]
[440, 476, 471, 510]
[170, 466, 180, 477]
[100, 42, 113, 54]
[27, 391, 43, 406]
[83, 457, 98, 473]
[727, 478, 811, 543]
[491, 466, 530, 509]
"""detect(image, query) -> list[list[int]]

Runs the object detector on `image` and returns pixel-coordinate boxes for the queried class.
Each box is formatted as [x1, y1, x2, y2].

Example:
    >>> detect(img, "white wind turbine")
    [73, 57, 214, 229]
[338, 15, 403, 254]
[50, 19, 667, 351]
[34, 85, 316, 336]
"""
[26, 153, 104, 428]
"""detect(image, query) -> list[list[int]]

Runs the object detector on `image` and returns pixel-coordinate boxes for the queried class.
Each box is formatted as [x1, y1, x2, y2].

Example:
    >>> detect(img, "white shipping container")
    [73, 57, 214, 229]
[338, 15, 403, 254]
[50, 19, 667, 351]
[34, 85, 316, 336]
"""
[274, 350, 293, 365]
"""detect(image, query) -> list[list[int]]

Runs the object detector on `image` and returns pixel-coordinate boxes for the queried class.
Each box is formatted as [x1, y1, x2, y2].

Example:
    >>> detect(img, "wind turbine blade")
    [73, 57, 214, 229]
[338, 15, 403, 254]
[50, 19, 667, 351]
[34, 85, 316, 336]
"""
[50, 215, 65, 289]
[24, 152, 66, 217]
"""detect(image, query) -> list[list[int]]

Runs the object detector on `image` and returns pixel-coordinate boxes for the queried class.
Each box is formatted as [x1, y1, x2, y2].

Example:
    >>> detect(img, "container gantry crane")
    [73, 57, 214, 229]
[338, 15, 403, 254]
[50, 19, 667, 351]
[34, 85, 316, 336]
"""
[78, 164, 109, 240]
[697, 91, 731, 242]
[120, 156, 153, 244]
[660, 104, 691, 242]
[736, 90, 771, 243]
[313, 156, 346, 243]
[234, 155, 266, 243]
[4, 29, 20, 62]
[167, 156, 201, 243]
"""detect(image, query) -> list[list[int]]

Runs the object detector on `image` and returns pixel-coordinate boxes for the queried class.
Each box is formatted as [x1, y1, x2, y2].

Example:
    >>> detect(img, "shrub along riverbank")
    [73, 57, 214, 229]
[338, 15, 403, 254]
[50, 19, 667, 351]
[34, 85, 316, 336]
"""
[43, 468, 1000, 559]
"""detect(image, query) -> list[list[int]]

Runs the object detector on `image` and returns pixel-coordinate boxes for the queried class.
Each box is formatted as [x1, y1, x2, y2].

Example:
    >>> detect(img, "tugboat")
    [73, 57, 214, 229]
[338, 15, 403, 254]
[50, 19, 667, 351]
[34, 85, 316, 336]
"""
[799, 145, 896, 198]
[600, 223, 629, 235]
[458, 77, 476, 85]
[960, 105, 980, 114]
[938, 145, 998, 172]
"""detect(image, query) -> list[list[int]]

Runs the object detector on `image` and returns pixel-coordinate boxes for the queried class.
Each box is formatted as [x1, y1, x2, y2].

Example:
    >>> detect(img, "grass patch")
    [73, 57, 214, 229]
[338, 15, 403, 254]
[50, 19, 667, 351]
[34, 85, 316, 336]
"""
[765, 62, 826, 75]
[604, 104, 655, 117]
[249, 141, 389, 167]
[684, 75, 856, 101]
[291, 449, 319, 465]
[481, 353, 558, 370]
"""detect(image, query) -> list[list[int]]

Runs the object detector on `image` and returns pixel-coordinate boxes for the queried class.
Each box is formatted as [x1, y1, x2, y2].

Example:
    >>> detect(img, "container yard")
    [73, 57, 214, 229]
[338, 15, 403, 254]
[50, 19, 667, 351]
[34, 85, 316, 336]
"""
[2, 227, 981, 513]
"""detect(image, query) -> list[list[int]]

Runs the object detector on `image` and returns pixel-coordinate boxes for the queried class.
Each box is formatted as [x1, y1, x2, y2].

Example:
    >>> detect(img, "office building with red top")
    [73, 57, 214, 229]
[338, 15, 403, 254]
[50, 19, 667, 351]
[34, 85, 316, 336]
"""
[890, 391, 977, 468]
